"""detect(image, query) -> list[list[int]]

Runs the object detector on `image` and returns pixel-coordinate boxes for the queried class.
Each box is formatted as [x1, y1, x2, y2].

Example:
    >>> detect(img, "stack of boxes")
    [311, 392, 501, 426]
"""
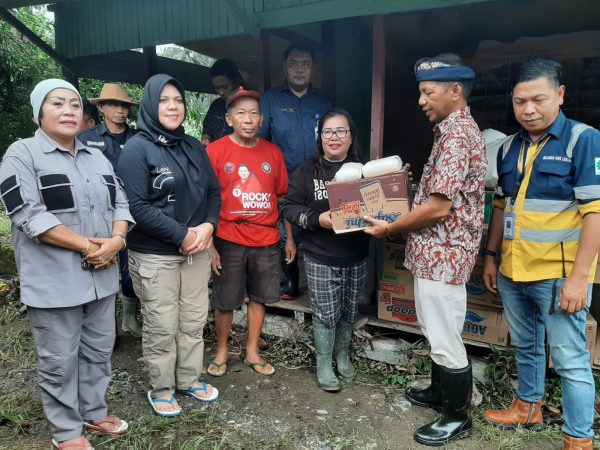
[377, 191, 600, 360]
[377, 191, 510, 346]
[377, 241, 510, 346]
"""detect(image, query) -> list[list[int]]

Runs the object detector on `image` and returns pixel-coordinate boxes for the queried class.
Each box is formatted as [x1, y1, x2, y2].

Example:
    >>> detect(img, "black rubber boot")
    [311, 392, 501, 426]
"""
[313, 319, 341, 391]
[413, 362, 472, 447]
[405, 359, 442, 411]
[280, 251, 299, 300]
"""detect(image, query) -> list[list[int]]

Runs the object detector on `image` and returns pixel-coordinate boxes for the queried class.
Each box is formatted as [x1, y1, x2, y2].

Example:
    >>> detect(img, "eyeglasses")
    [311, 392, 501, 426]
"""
[321, 128, 350, 139]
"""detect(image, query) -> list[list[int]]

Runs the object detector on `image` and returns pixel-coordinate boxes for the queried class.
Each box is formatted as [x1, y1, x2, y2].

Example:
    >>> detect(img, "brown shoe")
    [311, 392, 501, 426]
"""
[483, 397, 544, 429]
[563, 433, 593, 450]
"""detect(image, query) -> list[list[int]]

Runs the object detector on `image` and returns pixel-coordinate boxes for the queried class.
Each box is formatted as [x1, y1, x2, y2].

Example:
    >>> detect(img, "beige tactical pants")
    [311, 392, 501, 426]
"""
[129, 250, 211, 398]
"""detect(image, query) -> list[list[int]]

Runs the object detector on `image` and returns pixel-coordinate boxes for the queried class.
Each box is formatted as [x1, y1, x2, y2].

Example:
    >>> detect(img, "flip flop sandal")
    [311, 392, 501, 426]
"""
[177, 382, 219, 403]
[83, 415, 128, 436]
[51, 436, 94, 450]
[244, 358, 275, 376]
[147, 391, 182, 417]
[207, 359, 228, 377]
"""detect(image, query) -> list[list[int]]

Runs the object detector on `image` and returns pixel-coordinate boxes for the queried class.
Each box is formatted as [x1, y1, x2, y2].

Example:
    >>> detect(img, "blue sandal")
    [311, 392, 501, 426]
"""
[147, 391, 181, 417]
[177, 382, 219, 403]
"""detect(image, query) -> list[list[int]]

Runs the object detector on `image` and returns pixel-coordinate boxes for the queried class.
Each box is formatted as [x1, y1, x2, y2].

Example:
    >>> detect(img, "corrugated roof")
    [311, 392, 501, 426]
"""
[51, 0, 499, 59]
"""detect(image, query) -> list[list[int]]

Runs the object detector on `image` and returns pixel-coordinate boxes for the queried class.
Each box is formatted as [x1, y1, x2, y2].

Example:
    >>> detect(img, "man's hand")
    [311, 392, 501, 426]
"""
[362, 216, 389, 239]
[284, 238, 296, 264]
[210, 244, 222, 276]
[482, 256, 499, 294]
[560, 275, 588, 314]
[319, 211, 333, 229]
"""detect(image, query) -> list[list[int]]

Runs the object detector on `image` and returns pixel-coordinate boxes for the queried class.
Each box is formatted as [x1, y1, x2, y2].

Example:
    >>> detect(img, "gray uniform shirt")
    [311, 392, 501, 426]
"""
[0, 129, 134, 308]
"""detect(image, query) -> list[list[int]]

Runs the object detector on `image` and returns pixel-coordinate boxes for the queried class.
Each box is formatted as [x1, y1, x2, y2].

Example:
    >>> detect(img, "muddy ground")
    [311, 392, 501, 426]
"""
[0, 215, 595, 450]
[0, 309, 584, 450]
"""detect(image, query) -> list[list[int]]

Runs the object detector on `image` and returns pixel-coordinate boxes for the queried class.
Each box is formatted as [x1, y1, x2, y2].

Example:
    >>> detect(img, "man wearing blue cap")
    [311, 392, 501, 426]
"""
[365, 53, 486, 446]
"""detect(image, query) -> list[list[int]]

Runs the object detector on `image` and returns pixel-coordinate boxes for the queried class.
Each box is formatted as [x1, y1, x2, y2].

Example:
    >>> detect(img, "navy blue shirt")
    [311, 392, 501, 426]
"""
[259, 84, 332, 174]
[202, 97, 233, 142]
[79, 123, 136, 169]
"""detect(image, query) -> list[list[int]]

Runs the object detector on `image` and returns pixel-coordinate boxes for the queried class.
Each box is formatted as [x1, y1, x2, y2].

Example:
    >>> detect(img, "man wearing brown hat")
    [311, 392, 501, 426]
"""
[79, 83, 142, 337]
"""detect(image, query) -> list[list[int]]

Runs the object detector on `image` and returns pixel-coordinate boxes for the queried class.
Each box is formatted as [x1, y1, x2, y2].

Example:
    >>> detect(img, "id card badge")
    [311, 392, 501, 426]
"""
[504, 212, 515, 240]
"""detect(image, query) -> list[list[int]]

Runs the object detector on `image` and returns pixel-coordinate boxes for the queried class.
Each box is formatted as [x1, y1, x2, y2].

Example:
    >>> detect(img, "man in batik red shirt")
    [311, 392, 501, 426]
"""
[365, 54, 486, 447]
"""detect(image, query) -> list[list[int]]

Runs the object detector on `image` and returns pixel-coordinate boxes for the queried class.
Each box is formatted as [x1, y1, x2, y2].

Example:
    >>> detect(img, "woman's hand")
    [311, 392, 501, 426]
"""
[210, 243, 222, 276]
[184, 223, 214, 255]
[319, 211, 333, 229]
[86, 237, 121, 269]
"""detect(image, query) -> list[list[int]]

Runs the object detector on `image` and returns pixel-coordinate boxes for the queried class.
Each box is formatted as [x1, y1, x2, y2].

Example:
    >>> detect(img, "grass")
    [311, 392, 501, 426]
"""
[94, 408, 295, 450]
[473, 416, 563, 449]
[0, 390, 45, 435]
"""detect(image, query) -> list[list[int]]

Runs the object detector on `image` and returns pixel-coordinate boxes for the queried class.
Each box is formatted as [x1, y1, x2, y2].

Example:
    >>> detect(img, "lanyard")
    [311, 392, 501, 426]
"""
[511, 135, 551, 201]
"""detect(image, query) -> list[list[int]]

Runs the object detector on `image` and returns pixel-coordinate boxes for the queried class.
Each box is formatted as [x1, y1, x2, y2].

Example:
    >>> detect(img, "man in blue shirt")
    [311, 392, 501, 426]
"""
[259, 42, 332, 299]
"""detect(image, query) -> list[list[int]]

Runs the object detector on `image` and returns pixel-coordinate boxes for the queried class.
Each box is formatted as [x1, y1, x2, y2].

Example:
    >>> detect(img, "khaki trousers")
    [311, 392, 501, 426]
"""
[414, 276, 469, 369]
[129, 250, 210, 397]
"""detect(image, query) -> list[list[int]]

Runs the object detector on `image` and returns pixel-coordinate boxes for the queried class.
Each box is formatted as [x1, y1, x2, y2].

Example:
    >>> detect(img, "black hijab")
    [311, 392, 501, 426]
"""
[137, 74, 207, 224]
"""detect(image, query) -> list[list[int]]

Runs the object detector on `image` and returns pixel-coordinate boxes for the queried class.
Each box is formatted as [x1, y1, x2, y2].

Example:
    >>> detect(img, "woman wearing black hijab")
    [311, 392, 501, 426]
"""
[117, 74, 221, 417]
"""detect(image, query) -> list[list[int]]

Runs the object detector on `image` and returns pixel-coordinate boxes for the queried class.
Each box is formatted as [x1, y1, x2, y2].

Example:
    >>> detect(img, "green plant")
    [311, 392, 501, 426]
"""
[479, 346, 517, 407]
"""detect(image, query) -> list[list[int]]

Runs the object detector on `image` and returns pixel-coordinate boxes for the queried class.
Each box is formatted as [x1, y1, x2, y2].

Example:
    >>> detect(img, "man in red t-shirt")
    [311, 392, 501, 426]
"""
[206, 89, 289, 377]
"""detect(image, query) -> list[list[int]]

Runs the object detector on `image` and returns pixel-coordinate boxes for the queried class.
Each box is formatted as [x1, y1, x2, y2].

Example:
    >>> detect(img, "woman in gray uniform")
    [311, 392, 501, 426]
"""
[0, 79, 134, 450]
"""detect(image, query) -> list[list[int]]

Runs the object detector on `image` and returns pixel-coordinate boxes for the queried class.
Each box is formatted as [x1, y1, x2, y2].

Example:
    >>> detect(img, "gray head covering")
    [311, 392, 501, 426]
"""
[30, 79, 82, 124]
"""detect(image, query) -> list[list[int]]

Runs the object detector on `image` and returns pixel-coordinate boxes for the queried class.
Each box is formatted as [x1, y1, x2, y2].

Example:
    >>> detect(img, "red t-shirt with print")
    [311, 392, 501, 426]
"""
[206, 136, 288, 247]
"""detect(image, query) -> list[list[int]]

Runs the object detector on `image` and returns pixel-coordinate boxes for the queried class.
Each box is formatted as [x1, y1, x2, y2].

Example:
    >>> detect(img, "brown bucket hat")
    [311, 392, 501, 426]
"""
[89, 83, 138, 106]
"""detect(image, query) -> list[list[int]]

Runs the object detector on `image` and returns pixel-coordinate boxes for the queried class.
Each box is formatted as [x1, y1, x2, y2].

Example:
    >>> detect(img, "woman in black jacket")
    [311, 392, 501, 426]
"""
[117, 74, 221, 417]
[282, 109, 370, 391]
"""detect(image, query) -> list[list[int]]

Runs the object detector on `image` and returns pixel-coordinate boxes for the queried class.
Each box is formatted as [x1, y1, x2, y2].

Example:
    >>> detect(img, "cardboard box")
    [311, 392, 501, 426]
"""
[551, 314, 596, 367]
[381, 242, 408, 275]
[465, 258, 504, 309]
[377, 291, 510, 346]
[462, 305, 510, 346]
[377, 288, 419, 325]
[327, 171, 410, 233]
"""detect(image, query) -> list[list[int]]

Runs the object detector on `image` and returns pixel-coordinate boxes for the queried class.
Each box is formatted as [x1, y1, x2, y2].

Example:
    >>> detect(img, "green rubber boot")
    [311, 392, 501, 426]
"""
[121, 296, 143, 337]
[335, 320, 356, 381]
[313, 319, 341, 391]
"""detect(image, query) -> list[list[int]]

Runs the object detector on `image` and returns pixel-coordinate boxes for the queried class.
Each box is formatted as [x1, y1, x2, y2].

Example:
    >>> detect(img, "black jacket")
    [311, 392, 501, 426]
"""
[117, 134, 221, 255]
[282, 158, 369, 267]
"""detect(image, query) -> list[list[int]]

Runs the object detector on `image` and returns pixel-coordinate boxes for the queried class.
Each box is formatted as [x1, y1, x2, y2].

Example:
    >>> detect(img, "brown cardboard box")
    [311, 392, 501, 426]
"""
[551, 314, 596, 367]
[377, 287, 419, 325]
[377, 290, 510, 346]
[381, 242, 504, 309]
[381, 242, 409, 279]
[462, 305, 510, 346]
[465, 259, 504, 309]
[326, 171, 410, 233]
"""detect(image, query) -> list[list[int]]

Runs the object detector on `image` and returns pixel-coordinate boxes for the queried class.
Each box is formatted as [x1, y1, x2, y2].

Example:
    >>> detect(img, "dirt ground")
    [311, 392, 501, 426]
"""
[0, 317, 577, 450]
[0, 219, 593, 449]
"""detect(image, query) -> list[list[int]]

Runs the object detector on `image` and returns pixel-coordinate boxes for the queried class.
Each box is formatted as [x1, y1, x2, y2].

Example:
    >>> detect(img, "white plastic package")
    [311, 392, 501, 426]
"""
[333, 162, 364, 182]
[362, 155, 403, 178]
[482, 128, 508, 188]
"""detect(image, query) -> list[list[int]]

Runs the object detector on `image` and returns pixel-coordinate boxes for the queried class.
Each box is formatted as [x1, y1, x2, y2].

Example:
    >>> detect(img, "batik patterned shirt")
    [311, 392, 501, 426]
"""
[405, 107, 486, 285]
